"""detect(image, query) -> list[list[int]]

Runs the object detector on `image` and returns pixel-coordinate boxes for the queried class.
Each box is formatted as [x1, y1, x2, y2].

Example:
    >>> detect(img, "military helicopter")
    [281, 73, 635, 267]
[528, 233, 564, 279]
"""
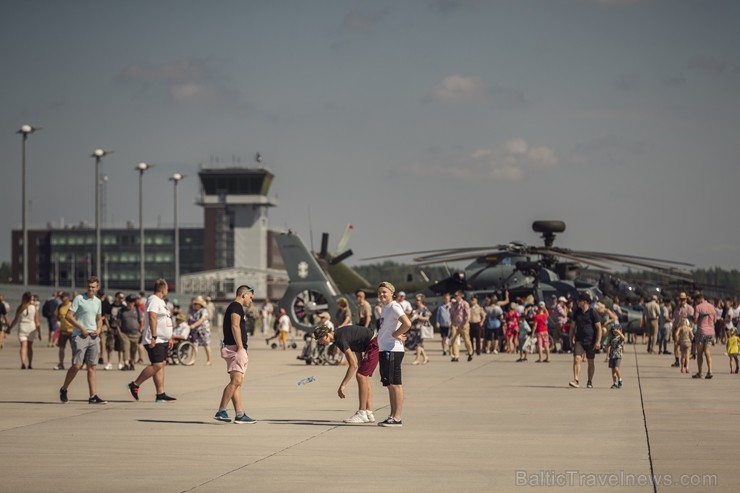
[275, 228, 372, 332]
[361, 220, 695, 304]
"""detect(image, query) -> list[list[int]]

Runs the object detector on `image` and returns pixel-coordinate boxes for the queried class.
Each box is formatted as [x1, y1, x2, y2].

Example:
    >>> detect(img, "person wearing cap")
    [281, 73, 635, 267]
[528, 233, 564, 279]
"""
[172, 313, 190, 341]
[214, 285, 256, 424]
[188, 295, 212, 365]
[671, 292, 694, 368]
[53, 292, 73, 370]
[376, 281, 412, 427]
[313, 323, 379, 424]
[395, 291, 413, 317]
[127, 278, 177, 403]
[643, 295, 661, 354]
[533, 301, 551, 363]
[317, 312, 334, 331]
[692, 292, 716, 379]
[568, 293, 602, 388]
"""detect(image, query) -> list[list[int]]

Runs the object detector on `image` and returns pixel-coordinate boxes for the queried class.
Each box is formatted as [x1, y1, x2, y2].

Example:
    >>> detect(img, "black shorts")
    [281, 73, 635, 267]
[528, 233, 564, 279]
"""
[574, 341, 596, 360]
[439, 326, 450, 338]
[379, 351, 404, 386]
[145, 343, 168, 364]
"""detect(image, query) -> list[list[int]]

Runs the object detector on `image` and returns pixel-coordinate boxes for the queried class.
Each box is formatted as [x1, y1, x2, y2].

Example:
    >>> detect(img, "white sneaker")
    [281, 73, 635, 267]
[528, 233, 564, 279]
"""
[104, 363, 113, 370]
[343, 410, 369, 423]
[118, 363, 124, 370]
[365, 411, 375, 423]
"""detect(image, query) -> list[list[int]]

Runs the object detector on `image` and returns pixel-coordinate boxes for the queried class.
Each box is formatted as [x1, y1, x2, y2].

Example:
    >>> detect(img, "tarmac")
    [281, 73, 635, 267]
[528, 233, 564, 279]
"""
[0, 329, 737, 493]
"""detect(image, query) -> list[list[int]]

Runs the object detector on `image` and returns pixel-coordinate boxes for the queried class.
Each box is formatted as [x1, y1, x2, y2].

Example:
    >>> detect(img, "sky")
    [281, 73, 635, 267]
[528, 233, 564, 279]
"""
[2, 0, 740, 276]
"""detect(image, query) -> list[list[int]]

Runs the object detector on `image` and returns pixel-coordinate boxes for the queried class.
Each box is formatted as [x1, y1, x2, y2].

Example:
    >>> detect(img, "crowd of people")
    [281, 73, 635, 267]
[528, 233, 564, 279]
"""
[2, 279, 738, 428]
[0, 284, 219, 374]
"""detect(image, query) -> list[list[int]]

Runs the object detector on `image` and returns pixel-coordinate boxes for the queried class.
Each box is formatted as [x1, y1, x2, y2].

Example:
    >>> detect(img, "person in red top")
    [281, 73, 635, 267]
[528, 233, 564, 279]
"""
[533, 302, 550, 363]
[692, 292, 717, 379]
[505, 304, 520, 354]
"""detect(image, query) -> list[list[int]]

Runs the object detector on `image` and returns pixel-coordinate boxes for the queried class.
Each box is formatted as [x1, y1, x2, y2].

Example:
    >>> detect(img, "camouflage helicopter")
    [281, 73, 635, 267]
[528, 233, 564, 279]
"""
[361, 220, 694, 305]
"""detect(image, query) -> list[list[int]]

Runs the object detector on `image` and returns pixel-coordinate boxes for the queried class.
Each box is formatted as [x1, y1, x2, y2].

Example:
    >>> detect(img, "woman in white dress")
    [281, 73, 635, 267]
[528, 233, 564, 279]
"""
[7, 291, 41, 369]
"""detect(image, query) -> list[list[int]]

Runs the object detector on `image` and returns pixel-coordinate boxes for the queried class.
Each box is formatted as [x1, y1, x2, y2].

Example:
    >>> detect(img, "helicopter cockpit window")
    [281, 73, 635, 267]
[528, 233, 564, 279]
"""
[499, 257, 512, 266]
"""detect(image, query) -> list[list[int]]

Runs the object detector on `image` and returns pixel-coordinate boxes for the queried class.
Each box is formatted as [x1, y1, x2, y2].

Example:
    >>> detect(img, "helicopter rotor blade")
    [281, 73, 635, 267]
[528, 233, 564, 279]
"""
[573, 250, 693, 267]
[360, 245, 508, 262]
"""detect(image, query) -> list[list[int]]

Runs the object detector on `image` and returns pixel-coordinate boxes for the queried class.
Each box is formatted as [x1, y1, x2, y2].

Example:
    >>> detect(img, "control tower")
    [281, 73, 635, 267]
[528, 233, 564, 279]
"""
[197, 166, 278, 272]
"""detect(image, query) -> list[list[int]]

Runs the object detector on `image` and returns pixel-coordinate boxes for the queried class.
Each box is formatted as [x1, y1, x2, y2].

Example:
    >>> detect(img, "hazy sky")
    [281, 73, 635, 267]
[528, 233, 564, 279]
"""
[2, 0, 739, 274]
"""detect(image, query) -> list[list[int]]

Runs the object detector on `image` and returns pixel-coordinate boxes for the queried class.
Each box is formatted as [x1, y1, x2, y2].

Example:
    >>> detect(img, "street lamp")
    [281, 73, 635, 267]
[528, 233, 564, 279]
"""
[17, 124, 41, 287]
[91, 149, 112, 281]
[169, 173, 186, 293]
[136, 162, 154, 292]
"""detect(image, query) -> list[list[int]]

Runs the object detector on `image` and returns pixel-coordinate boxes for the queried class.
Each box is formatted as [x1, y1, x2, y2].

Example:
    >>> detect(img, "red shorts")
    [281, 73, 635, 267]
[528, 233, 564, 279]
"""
[536, 332, 549, 349]
[357, 337, 379, 377]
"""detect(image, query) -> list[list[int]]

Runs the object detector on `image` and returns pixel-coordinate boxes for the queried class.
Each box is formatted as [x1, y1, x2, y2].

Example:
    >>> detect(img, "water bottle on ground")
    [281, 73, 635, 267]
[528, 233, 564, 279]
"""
[297, 376, 316, 386]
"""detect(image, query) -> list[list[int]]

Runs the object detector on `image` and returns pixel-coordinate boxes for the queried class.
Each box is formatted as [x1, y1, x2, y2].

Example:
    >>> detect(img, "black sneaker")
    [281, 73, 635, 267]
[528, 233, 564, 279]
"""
[128, 382, 140, 401]
[155, 393, 177, 403]
[88, 395, 108, 404]
[378, 417, 402, 428]
[60, 387, 68, 403]
[586, 381, 593, 389]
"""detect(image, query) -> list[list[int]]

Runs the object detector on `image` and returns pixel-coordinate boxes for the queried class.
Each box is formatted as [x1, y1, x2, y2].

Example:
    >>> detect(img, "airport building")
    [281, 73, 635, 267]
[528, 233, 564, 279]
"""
[9, 165, 289, 298]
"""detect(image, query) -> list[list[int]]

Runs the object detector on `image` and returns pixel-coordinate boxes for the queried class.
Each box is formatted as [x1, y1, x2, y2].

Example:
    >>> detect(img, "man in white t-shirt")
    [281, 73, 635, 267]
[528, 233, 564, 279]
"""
[396, 291, 413, 317]
[376, 282, 412, 428]
[128, 278, 176, 402]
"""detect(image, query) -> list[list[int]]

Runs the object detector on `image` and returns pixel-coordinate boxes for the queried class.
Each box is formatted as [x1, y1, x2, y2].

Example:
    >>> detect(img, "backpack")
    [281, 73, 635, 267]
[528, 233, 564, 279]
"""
[42, 299, 53, 318]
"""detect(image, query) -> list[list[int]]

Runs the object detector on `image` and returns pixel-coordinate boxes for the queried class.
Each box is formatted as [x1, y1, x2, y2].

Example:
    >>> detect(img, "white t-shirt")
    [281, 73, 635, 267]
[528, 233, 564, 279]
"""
[399, 299, 413, 315]
[278, 314, 291, 333]
[378, 301, 405, 352]
[142, 295, 173, 344]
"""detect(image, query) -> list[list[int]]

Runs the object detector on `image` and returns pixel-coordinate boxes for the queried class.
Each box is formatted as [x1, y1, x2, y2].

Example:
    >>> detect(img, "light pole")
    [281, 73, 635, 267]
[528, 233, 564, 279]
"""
[17, 124, 40, 287]
[136, 162, 153, 292]
[92, 149, 112, 281]
[169, 173, 186, 293]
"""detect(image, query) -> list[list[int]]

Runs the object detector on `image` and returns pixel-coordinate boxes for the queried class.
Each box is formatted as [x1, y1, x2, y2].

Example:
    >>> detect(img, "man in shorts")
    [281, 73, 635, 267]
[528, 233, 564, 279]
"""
[214, 285, 256, 424]
[127, 278, 176, 402]
[313, 324, 379, 424]
[568, 292, 602, 389]
[59, 277, 107, 404]
[376, 281, 412, 427]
